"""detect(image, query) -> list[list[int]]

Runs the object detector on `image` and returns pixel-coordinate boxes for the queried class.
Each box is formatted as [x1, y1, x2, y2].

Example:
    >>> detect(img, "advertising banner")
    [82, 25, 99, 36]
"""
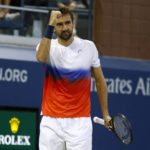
[0, 57, 150, 150]
[0, 107, 38, 150]
[0, 58, 44, 108]
[91, 58, 150, 150]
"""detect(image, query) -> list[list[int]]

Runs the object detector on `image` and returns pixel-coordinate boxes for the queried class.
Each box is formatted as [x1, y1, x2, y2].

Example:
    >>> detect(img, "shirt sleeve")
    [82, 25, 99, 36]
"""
[91, 42, 101, 67]
[36, 43, 40, 52]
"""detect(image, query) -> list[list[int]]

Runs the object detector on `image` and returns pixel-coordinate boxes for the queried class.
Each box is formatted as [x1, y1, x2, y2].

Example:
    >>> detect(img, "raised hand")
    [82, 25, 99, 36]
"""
[48, 10, 62, 26]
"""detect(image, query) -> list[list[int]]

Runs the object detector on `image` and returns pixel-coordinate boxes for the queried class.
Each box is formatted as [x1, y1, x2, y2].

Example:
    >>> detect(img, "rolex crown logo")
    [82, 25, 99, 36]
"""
[9, 117, 20, 134]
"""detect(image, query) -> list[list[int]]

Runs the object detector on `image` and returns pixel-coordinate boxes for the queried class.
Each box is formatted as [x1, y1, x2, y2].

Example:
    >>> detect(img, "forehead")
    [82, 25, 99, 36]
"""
[56, 14, 72, 23]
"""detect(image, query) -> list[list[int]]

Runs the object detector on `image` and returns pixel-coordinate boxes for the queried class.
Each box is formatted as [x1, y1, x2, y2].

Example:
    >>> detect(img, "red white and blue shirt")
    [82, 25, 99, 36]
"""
[37, 37, 100, 117]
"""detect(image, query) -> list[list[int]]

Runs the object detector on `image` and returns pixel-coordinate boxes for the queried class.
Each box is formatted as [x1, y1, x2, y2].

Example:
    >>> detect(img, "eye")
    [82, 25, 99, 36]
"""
[65, 21, 71, 25]
[57, 23, 63, 27]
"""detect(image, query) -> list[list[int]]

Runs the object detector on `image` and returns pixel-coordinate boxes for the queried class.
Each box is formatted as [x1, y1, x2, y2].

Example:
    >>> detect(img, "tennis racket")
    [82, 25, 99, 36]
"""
[93, 113, 133, 145]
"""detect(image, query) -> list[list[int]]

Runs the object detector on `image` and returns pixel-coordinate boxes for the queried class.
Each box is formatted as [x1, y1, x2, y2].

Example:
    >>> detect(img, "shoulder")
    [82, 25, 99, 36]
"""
[51, 38, 57, 45]
[76, 37, 96, 47]
[50, 39, 59, 50]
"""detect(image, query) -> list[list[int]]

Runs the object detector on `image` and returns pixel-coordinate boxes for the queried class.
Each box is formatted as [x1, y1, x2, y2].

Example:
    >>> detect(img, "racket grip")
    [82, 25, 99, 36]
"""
[93, 116, 104, 125]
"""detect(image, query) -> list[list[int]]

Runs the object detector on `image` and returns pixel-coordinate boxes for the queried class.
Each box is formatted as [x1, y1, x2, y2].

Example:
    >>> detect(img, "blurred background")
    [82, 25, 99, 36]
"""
[0, 0, 150, 59]
[0, 0, 150, 150]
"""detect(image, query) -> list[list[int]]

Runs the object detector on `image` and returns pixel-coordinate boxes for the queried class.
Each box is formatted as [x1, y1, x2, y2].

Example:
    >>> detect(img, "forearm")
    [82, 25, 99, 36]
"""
[36, 10, 57, 64]
[36, 38, 51, 64]
[36, 24, 53, 64]
[96, 78, 109, 118]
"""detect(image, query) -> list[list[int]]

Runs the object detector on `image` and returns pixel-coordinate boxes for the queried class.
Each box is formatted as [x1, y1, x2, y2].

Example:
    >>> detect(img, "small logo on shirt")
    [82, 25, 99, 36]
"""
[77, 49, 82, 53]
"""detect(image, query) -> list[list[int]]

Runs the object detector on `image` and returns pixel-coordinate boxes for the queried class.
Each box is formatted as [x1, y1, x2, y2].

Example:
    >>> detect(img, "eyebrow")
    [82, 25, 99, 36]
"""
[56, 20, 71, 26]
[56, 22, 63, 26]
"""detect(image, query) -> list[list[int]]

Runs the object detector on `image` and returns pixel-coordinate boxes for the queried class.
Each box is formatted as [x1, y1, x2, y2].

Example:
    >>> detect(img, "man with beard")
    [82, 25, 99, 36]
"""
[36, 7, 111, 150]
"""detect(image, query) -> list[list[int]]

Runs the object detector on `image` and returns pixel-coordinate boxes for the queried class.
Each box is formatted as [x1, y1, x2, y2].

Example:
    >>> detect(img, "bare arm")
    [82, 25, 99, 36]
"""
[36, 38, 51, 63]
[92, 67, 111, 126]
[36, 11, 61, 64]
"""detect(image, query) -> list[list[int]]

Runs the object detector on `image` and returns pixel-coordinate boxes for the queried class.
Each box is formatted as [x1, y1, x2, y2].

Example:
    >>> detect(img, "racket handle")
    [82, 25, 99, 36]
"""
[93, 116, 104, 125]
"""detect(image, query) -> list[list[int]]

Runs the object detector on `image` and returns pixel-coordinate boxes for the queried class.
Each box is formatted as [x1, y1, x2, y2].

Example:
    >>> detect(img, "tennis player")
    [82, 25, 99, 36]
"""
[36, 7, 111, 150]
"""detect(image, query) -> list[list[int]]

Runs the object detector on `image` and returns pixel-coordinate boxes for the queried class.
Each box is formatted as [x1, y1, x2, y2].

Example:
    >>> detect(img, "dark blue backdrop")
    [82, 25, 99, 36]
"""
[0, 57, 150, 150]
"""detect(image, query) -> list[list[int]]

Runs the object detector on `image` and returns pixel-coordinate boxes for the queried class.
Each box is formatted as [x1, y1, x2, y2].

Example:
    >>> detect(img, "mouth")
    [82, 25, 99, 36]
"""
[62, 31, 69, 35]
[60, 30, 72, 40]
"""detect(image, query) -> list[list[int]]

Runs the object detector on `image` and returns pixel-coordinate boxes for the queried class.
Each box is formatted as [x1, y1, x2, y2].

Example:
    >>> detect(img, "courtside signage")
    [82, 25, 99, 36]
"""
[0, 107, 38, 150]
[0, 67, 28, 83]
[91, 75, 150, 96]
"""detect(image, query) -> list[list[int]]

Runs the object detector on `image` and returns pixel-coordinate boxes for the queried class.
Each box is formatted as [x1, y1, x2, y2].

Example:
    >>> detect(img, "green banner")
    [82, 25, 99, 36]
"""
[0, 107, 38, 150]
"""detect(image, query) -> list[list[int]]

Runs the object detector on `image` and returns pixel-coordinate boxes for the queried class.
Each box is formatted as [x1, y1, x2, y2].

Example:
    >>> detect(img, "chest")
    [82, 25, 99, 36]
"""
[51, 46, 92, 70]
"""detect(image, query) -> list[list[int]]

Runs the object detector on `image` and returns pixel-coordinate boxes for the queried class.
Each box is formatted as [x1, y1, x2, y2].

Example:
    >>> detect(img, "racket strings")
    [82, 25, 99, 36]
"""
[113, 116, 132, 144]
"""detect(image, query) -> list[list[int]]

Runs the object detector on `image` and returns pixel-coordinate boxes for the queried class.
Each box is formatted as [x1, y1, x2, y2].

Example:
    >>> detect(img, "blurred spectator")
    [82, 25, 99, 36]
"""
[80, 0, 89, 9]
[24, 0, 50, 37]
[25, 0, 49, 7]
[0, 0, 11, 19]
[57, 0, 77, 10]
[0, 0, 21, 21]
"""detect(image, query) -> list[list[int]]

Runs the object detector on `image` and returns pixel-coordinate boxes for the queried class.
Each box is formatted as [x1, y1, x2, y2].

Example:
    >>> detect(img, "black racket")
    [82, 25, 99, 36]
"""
[93, 113, 133, 145]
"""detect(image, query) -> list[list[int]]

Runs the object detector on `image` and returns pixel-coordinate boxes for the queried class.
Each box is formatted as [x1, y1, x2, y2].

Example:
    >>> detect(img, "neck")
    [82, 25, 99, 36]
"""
[58, 36, 74, 47]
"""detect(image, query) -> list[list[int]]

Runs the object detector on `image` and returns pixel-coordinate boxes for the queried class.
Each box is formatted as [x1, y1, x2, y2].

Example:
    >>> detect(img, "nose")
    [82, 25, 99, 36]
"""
[62, 24, 67, 31]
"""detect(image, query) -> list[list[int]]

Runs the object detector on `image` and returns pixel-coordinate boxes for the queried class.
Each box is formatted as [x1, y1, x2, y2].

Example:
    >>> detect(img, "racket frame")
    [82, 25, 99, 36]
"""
[93, 113, 133, 145]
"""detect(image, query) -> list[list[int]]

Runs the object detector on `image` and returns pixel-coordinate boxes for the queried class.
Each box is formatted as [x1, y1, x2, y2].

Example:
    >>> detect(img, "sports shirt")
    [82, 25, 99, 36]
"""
[38, 37, 100, 117]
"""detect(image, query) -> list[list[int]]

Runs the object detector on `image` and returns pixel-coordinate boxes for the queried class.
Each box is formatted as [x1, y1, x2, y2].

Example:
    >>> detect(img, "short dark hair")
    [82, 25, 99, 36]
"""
[59, 7, 74, 22]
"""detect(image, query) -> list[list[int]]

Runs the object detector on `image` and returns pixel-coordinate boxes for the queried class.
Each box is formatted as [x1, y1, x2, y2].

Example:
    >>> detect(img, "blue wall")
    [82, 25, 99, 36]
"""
[0, 57, 150, 150]
[92, 57, 150, 150]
